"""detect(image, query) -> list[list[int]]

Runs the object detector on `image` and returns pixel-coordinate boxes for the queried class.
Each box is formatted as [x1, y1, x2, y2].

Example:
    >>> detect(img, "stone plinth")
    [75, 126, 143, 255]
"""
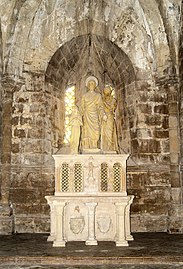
[46, 154, 134, 246]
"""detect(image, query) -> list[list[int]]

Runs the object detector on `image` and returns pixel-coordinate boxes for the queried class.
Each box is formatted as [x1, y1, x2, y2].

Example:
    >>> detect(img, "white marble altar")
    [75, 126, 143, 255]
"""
[45, 154, 134, 247]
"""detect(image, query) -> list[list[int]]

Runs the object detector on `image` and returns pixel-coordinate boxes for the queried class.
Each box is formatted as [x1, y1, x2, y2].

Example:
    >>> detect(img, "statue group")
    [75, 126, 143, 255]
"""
[69, 76, 119, 154]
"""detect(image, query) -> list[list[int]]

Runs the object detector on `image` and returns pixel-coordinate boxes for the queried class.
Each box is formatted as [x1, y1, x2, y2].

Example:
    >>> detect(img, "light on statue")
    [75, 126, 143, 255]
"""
[64, 84, 76, 144]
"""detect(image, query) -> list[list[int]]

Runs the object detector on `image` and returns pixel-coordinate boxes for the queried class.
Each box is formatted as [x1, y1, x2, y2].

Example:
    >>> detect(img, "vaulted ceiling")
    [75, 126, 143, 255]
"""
[0, 0, 181, 80]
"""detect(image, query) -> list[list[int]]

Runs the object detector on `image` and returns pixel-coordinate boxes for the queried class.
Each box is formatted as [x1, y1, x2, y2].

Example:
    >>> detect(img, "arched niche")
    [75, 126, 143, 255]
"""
[44, 34, 135, 154]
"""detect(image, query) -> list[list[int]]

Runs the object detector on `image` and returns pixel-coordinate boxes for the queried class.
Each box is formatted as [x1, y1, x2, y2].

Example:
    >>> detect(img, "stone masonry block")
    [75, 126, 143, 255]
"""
[13, 128, 26, 138]
[154, 104, 169, 114]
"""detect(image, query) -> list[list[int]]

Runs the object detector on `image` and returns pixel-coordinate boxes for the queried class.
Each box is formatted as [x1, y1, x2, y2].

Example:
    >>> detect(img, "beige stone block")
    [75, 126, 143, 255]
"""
[14, 216, 35, 233]
[136, 128, 152, 139]
[169, 129, 180, 153]
[171, 188, 181, 204]
[169, 116, 178, 128]
[23, 139, 43, 153]
[170, 153, 179, 164]
[0, 218, 13, 235]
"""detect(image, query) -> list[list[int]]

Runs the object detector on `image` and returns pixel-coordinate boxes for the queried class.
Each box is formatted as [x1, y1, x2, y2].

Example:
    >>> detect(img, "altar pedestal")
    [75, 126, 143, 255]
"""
[46, 154, 134, 247]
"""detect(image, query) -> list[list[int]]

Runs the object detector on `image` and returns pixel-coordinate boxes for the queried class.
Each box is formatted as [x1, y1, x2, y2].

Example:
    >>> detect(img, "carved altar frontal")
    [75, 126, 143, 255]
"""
[46, 154, 134, 247]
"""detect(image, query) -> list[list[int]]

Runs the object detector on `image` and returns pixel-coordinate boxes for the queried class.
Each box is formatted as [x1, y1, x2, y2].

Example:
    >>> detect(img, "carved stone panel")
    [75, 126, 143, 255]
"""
[64, 203, 88, 241]
[95, 203, 116, 241]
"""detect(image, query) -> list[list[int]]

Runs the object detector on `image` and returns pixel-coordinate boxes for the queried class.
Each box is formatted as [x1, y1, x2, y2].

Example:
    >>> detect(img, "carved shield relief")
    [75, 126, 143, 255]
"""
[70, 216, 85, 234]
[97, 216, 111, 234]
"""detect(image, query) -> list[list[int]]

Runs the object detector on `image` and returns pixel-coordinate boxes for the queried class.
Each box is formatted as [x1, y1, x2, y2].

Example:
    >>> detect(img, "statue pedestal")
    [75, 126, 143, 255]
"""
[46, 154, 134, 247]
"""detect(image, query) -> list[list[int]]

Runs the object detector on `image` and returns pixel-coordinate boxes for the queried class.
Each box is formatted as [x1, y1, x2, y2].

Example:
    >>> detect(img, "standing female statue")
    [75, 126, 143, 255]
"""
[101, 86, 119, 153]
[81, 76, 106, 153]
[69, 105, 83, 154]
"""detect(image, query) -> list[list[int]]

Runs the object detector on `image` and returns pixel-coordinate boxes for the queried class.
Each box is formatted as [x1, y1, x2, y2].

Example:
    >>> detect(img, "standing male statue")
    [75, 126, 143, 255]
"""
[81, 76, 106, 153]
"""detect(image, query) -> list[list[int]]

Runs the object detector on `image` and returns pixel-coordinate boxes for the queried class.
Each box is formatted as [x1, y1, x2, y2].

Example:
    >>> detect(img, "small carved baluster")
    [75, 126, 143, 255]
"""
[113, 163, 121, 192]
[61, 163, 69, 192]
[100, 162, 108, 192]
[74, 163, 83, 192]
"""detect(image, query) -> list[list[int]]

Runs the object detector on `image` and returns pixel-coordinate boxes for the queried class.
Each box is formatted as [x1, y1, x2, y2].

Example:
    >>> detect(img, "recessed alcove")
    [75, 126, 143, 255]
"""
[45, 34, 135, 154]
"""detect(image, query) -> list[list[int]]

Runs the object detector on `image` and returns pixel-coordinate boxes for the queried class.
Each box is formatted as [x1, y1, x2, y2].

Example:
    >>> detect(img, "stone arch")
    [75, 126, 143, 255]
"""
[4, 0, 171, 81]
[154, 0, 180, 74]
[44, 34, 136, 154]
[45, 35, 135, 89]
[0, 18, 15, 209]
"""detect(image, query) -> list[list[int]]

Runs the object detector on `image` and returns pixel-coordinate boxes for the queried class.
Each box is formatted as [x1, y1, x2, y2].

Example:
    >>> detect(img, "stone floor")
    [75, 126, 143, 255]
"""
[0, 233, 183, 269]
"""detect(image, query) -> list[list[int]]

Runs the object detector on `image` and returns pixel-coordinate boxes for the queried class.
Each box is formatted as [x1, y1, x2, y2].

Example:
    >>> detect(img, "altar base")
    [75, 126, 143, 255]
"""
[46, 154, 134, 247]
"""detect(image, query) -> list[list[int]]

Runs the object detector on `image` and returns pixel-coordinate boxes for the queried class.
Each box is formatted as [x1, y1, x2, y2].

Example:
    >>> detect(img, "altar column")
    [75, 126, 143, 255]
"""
[47, 201, 56, 242]
[85, 202, 98, 245]
[115, 202, 128, 246]
[53, 201, 66, 247]
[125, 196, 134, 241]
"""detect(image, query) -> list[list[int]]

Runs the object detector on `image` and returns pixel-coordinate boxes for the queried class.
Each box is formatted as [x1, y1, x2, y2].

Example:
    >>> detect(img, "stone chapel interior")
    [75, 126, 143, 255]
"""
[0, 0, 183, 242]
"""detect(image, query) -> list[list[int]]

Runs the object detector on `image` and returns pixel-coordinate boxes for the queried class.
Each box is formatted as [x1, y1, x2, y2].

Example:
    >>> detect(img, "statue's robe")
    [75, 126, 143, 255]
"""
[81, 90, 103, 150]
[101, 97, 118, 152]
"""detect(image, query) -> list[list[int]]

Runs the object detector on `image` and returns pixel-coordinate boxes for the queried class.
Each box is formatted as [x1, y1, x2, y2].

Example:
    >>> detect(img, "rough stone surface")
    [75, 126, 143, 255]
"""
[0, 0, 182, 234]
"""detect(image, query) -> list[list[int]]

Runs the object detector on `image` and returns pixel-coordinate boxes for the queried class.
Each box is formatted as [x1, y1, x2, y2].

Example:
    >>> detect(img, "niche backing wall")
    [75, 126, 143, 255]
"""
[45, 34, 135, 154]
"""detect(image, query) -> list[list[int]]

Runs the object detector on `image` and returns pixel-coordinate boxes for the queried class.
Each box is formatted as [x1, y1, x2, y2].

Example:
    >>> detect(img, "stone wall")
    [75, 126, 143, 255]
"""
[10, 75, 55, 232]
[127, 78, 179, 232]
[174, 0, 183, 233]
[0, 0, 182, 234]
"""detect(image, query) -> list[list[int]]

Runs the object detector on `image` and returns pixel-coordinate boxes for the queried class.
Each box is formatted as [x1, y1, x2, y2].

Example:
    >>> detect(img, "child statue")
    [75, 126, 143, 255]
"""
[101, 86, 119, 153]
